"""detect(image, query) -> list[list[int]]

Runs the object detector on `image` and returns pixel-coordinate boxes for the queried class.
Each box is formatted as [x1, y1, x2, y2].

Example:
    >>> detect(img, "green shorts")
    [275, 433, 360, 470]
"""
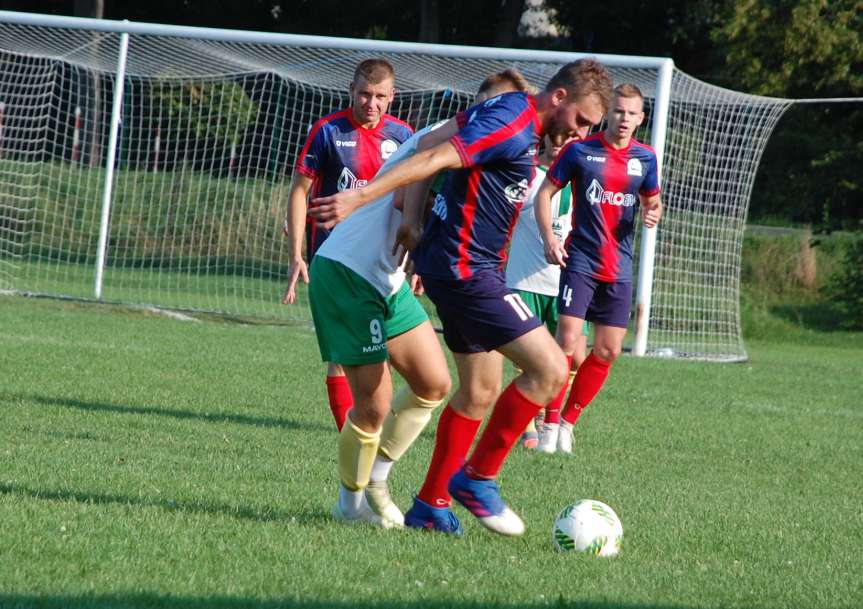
[514, 289, 590, 338]
[309, 256, 428, 365]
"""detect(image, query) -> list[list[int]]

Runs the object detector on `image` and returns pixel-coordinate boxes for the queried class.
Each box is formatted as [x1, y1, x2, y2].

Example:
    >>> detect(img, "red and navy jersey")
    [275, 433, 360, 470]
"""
[547, 133, 660, 283]
[295, 109, 413, 257]
[414, 92, 540, 281]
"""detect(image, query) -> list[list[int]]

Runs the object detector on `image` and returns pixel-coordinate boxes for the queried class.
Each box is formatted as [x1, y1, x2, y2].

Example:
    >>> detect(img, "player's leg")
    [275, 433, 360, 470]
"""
[405, 349, 502, 535]
[308, 256, 397, 527]
[537, 313, 584, 453]
[368, 309, 450, 527]
[450, 325, 567, 536]
[559, 281, 631, 453]
[334, 361, 394, 526]
[515, 289, 554, 449]
[326, 362, 353, 431]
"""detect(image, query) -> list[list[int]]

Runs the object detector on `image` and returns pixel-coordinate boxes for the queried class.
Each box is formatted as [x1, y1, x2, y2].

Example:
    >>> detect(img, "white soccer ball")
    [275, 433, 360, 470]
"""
[552, 499, 623, 556]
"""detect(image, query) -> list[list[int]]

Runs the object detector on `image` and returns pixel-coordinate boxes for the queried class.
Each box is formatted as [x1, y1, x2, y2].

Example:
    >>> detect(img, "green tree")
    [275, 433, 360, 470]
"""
[713, 0, 863, 230]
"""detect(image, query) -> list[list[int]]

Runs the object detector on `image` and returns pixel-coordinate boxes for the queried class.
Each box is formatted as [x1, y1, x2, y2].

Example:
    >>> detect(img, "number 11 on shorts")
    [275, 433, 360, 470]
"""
[504, 293, 534, 322]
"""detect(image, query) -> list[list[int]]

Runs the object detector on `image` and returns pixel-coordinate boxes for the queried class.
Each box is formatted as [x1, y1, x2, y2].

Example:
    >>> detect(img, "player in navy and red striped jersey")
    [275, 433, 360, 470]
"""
[311, 59, 614, 536]
[535, 83, 663, 453]
[282, 59, 413, 432]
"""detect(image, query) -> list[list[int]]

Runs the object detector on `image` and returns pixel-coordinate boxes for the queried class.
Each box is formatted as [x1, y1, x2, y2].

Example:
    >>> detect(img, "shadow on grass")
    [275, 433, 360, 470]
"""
[8, 393, 330, 433]
[0, 482, 332, 528]
[0, 596, 717, 609]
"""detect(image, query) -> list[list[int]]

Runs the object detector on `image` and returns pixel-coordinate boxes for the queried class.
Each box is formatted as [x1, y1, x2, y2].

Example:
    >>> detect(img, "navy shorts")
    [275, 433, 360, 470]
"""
[422, 271, 543, 354]
[557, 270, 632, 329]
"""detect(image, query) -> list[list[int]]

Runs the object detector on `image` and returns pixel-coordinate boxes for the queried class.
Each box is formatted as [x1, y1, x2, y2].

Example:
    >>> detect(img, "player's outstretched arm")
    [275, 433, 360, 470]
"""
[311, 138, 463, 230]
[282, 172, 313, 305]
[535, 177, 567, 267]
[641, 194, 663, 228]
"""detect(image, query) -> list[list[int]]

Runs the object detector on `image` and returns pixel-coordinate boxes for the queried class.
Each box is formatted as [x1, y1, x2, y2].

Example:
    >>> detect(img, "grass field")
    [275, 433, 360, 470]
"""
[1, 294, 861, 609]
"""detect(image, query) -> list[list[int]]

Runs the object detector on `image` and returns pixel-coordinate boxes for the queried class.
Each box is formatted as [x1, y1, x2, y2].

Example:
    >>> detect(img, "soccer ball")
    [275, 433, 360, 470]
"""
[552, 499, 623, 556]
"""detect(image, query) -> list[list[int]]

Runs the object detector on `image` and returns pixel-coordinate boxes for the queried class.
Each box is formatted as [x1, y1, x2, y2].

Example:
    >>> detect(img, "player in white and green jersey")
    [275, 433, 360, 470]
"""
[307, 123, 452, 528]
[505, 134, 589, 451]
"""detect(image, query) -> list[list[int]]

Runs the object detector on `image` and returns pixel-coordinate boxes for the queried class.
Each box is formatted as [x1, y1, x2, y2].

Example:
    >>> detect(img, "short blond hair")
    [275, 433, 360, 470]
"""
[614, 83, 644, 102]
[477, 68, 536, 98]
[353, 59, 396, 85]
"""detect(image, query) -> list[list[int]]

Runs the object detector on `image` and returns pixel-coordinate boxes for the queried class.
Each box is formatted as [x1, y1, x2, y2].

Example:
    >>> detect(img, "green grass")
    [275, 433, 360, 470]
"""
[1, 294, 862, 609]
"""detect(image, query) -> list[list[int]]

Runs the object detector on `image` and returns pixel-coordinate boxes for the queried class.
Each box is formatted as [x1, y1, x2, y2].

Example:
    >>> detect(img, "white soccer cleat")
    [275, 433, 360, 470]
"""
[364, 480, 405, 528]
[331, 501, 392, 529]
[557, 422, 574, 454]
[477, 506, 526, 537]
[537, 423, 559, 454]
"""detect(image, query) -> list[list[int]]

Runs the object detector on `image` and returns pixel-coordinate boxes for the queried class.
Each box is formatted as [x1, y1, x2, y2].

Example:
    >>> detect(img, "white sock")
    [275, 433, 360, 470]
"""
[561, 420, 574, 433]
[339, 484, 364, 516]
[369, 455, 394, 483]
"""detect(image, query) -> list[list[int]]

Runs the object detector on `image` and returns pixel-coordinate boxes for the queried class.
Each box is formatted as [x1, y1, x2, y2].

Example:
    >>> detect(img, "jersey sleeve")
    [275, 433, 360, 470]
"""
[450, 97, 531, 168]
[546, 142, 580, 188]
[294, 119, 329, 179]
[640, 152, 661, 197]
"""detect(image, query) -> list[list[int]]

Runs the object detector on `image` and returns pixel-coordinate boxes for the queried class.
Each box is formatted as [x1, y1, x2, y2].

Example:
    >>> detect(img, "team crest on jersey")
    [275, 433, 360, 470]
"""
[381, 139, 398, 159]
[586, 179, 637, 207]
[504, 179, 530, 205]
[627, 158, 642, 176]
[337, 167, 367, 191]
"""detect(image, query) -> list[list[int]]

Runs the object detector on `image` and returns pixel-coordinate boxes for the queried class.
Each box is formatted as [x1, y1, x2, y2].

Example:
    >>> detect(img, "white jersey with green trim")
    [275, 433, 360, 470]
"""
[315, 122, 442, 298]
[505, 165, 573, 296]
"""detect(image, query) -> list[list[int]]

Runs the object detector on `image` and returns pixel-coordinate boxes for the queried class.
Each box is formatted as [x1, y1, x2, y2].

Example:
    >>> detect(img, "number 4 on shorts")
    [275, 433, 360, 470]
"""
[561, 285, 573, 308]
[503, 293, 534, 322]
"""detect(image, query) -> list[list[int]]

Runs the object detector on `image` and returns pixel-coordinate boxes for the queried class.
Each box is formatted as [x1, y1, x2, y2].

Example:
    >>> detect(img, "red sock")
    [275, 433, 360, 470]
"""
[418, 405, 481, 507]
[466, 383, 543, 480]
[325, 375, 353, 431]
[544, 354, 573, 425]
[561, 352, 611, 426]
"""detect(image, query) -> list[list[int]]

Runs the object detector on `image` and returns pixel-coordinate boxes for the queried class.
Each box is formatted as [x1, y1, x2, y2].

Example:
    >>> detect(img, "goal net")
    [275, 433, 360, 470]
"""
[0, 12, 792, 361]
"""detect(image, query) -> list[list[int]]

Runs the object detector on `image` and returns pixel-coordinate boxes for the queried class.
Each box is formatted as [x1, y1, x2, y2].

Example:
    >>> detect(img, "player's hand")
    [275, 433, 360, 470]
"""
[392, 222, 423, 267]
[409, 273, 424, 296]
[543, 237, 568, 268]
[309, 190, 363, 229]
[642, 199, 662, 228]
[281, 257, 309, 304]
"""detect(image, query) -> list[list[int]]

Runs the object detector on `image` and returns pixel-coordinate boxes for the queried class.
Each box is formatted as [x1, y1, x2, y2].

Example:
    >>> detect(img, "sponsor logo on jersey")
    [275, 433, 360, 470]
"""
[627, 158, 642, 176]
[380, 139, 398, 159]
[431, 193, 448, 221]
[587, 155, 606, 163]
[504, 179, 530, 205]
[586, 179, 637, 207]
[337, 167, 367, 191]
[335, 140, 357, 147]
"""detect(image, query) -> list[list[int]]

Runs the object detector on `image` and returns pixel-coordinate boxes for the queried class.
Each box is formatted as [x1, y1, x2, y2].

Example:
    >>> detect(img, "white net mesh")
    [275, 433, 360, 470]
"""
[0, 17, 792, 361]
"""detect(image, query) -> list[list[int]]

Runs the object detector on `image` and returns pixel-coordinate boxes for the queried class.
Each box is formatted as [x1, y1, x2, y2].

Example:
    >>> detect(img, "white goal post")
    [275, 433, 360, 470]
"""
[0, 11, 793, 362]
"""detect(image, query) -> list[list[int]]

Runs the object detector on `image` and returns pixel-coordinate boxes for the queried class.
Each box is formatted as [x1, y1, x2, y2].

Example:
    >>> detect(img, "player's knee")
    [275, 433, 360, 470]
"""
[422, 372, 451, 402]
[461, 381, 501, 411]
[592, 343, 620, 363]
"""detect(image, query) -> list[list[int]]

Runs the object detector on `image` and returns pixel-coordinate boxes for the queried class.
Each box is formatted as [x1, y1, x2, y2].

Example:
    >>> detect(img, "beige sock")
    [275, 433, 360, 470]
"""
[338, 416, 381, 492]
[378, 386, 443, 462]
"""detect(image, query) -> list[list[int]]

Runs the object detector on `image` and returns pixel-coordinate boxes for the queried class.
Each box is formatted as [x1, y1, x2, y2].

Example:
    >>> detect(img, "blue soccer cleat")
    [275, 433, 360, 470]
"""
[404, 497, 463, 536]
[448, 467, 525, 536]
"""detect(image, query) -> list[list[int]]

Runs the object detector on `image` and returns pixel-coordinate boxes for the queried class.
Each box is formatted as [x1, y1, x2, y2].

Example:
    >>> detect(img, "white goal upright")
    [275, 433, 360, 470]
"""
[0, 11, 792, 362]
